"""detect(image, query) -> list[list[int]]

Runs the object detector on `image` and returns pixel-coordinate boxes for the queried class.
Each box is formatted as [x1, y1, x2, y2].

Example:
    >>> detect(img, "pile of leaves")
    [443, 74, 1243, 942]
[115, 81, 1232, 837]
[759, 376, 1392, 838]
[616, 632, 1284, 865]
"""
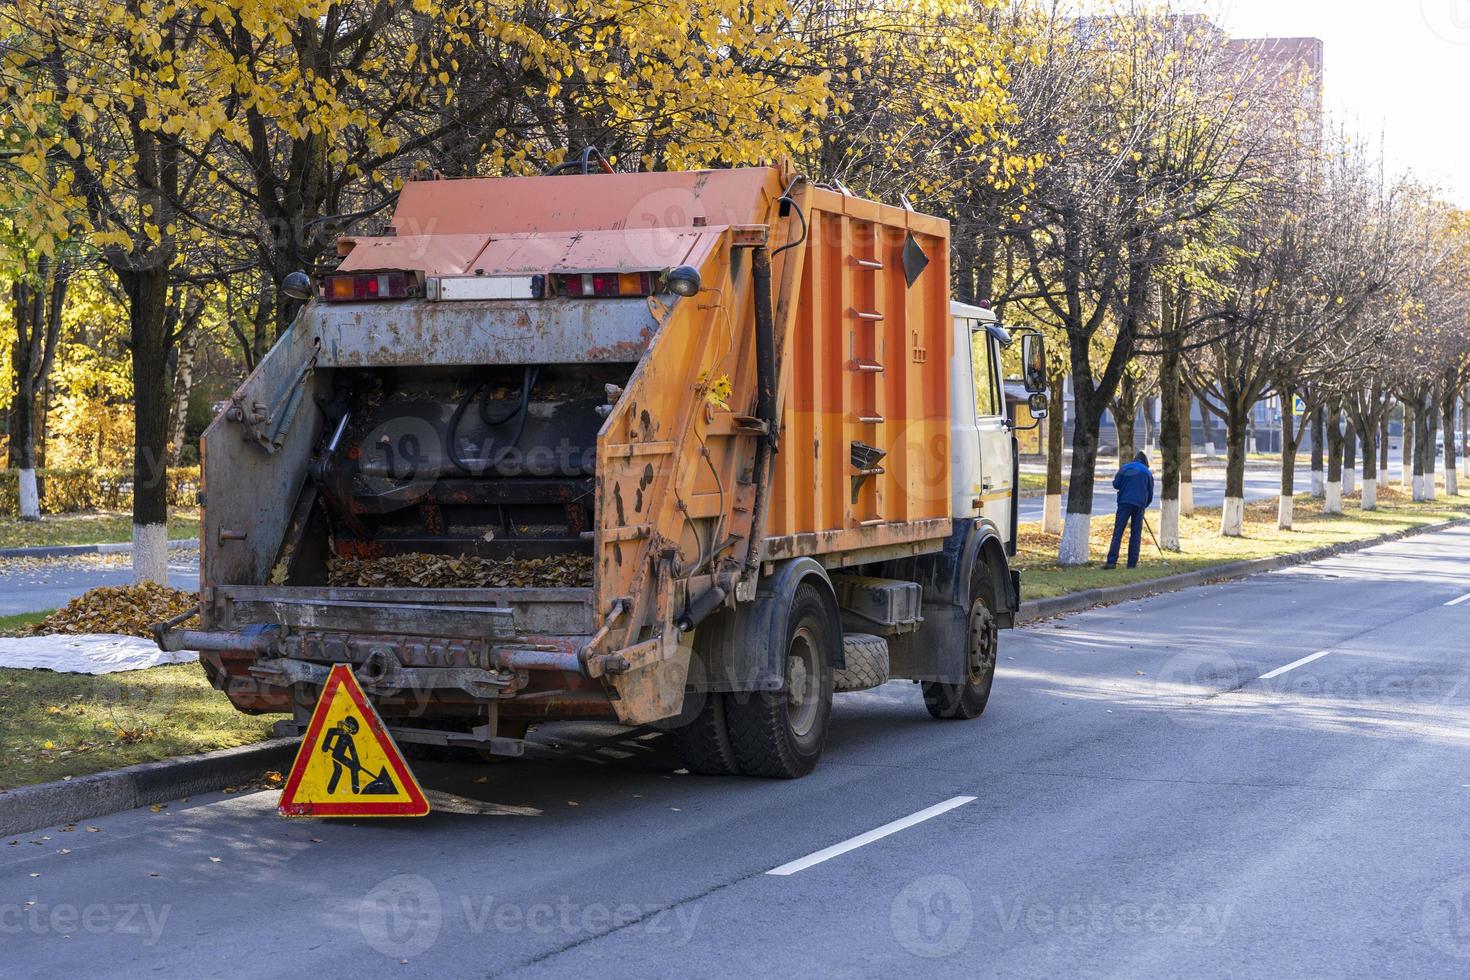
[31, 583, 199, 638]
[327, 553, 594, 589]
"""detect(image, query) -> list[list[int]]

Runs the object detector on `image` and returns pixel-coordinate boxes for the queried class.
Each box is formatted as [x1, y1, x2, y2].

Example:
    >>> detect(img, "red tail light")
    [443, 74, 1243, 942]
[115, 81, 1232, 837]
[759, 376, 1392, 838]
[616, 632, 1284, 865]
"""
[553, 271, 657, 298]
[320, 271, 410, 302]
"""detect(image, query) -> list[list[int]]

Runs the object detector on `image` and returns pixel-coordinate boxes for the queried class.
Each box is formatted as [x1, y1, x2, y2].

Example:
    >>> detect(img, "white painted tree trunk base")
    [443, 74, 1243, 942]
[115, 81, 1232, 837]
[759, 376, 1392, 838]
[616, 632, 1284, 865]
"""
[1058, 512, 1093, 566]
[1412, 474, 1427, 502]
[1324, 481, 1342, 514]
[1343, 469, 1356, 496]
[1277, 495, 1293, 530]
[132, 523, 169, 585]
[1041, 494, 1063, 535]
[1447, 469, 1459, 497]
[1160, 498, 1181, 550]
[1221, 496, 1244, 537]
[1204, 441, 1217, 460]
[18, 468, 40, 521]
[1180, 481, 1194, 516]
[1427, 473, 1438, 500]
[1310, 468, 1324, 497]
[1361, 478, 1377, 511]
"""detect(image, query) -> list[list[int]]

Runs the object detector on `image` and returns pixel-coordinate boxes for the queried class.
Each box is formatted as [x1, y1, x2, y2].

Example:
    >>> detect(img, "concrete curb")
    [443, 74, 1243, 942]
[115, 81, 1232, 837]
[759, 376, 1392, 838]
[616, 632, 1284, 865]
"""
[0, 738, 297, 839]
[1017, 516, 1470, 624]
[0, 538, 198, 560]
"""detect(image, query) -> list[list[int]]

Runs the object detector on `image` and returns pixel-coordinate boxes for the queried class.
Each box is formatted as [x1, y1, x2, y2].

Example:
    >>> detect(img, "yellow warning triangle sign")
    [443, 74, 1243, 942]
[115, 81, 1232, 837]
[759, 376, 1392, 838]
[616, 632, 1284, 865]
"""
[279, 664, 430, 818]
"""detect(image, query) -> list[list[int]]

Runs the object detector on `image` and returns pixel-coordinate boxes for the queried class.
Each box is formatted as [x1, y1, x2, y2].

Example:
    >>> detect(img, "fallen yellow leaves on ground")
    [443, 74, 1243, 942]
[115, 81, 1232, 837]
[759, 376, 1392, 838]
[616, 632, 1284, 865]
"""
[31, 582, 198, 638]
[327, 553, 593, 589]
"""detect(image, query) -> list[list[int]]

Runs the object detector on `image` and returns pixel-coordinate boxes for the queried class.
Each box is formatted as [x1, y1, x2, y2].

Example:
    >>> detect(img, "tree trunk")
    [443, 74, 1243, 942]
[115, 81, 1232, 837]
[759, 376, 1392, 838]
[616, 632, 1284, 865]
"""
[10, 385, 39, 520]
[1310, 407, 1325, 496]
[1422, 394, 1439, 500]
[1112, 375, 1136, 461]
[1342, 420, 1357, 497]
[1360, 411, 1378, 511]
[7, 263, 66, 521]
[1380, 410, 1391, 481]
[165, 321, 200, 466]
[1278, 389, 1298, 529]
[1042, 375, 1065, 534]
[1462, 396, 1469, 481]
[1411, 396, 1434, 502]
[1440, 384, 1452, 493]
[1401, 404, 1414, 489]
[1059, 386, 1103, 566]
[1158, 345, 1182, 551]
[125, 268, 175, 584]
[1179, 390, 1194, 514]
[1221, 402, 1249, 537]
[1202, 399, 1218, 459]
[1324, 402, 1343, 514]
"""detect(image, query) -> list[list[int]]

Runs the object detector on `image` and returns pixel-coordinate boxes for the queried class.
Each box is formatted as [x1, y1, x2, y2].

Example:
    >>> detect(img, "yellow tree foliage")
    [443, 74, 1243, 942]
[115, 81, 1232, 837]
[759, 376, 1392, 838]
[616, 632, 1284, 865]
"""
[795, 0, 1045, 206]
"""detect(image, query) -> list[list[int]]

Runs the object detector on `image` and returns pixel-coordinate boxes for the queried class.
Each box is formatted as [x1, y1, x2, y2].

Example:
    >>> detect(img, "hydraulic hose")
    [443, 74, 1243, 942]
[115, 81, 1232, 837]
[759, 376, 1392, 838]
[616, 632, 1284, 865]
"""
[447, 366, 539, 474]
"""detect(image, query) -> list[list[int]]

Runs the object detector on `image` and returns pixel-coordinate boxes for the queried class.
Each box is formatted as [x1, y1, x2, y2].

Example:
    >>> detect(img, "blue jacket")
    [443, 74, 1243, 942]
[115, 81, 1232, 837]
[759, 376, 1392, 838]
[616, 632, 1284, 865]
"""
[1113, 461, 1154, 508]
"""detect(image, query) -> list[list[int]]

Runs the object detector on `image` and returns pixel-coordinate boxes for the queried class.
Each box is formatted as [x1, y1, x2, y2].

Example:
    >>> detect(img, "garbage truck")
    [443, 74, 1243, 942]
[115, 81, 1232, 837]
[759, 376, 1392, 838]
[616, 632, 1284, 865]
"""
[159, 161, 1048, 778]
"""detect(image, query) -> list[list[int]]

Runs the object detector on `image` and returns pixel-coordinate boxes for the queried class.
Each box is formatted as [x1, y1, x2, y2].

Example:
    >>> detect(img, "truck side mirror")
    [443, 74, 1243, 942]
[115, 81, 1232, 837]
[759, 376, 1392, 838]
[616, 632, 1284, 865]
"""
[1028, 392, 1049, 420]
[1021, 334, 1046, 394]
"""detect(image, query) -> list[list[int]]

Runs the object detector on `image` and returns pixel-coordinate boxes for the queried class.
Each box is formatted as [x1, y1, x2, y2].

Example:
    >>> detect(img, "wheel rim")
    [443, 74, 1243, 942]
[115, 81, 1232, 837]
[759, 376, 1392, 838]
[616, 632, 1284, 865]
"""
[967, 601, 997, 686]
[786, 626, 820, 738]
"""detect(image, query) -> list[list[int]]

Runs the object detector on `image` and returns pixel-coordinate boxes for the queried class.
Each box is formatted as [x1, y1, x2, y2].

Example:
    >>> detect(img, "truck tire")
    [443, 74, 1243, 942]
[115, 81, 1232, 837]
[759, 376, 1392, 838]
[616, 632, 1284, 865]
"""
[834, 633, 890, 692]
[726, 583, 836, 777]
[922, 597, 997, 720]
[668, 692, 740, 775]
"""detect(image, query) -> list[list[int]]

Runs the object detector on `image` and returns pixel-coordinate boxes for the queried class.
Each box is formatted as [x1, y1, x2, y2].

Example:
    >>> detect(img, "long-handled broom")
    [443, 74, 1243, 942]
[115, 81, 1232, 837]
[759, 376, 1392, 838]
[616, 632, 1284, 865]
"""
[1143, 512, 1166, 559]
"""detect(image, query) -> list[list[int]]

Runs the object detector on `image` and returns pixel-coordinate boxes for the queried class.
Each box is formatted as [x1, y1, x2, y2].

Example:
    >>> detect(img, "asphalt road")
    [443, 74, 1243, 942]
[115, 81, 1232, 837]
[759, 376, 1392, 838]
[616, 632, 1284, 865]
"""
[6, 526, 1470, 978]
[0, 555, 198, 615]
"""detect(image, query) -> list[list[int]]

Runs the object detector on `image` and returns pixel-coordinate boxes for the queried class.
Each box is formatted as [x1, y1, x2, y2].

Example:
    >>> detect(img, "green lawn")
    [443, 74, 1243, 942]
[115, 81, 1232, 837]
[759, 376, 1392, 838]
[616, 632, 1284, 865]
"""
[0, 610, 51, 636]
[0, 510, 200, 550]
[0, 663, 274, 790]
[1018, 471, 1048, 495]
[1016, 482, 1470, 600]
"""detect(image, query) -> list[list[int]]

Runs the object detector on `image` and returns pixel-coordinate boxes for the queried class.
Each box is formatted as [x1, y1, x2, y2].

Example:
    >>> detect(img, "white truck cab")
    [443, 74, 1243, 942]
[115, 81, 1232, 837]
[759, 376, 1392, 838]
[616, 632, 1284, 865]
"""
[949, 301, 1016, 532]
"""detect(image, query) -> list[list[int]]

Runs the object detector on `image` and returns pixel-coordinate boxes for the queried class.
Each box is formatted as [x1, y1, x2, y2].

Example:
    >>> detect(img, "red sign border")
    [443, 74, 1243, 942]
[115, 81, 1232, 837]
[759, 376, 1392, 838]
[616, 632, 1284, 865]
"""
[279, 663, 430, 817]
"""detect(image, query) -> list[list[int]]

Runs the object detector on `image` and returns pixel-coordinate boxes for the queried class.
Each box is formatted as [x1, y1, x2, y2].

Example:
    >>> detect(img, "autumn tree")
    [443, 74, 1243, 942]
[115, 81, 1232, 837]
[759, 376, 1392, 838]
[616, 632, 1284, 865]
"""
[1012, 10, 1270, 563]
[0, 0, 828, 576]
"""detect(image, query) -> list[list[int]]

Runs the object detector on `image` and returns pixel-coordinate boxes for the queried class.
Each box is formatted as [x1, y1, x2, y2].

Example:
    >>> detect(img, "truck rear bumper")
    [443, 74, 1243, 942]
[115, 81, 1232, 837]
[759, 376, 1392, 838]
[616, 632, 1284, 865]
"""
[168, 584, 619, 721]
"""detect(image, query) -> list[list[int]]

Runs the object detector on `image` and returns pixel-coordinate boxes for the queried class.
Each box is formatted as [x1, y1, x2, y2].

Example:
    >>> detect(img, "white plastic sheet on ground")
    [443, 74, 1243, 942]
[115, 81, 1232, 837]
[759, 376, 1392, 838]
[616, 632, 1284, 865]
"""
[0, 634, 197, 674]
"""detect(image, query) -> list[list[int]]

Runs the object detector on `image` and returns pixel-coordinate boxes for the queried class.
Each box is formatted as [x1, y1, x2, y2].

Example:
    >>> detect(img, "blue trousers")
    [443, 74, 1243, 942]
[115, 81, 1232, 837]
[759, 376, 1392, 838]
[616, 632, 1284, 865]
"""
[1107, 504, 1145, 568]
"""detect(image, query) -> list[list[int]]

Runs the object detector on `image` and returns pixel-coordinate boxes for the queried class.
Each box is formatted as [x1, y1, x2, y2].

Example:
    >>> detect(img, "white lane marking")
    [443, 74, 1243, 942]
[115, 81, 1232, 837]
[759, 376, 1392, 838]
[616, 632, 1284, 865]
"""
[1445, 592, 1470, 606]
[766, 796, 976, 876]
[1259, 649, 1332, 680]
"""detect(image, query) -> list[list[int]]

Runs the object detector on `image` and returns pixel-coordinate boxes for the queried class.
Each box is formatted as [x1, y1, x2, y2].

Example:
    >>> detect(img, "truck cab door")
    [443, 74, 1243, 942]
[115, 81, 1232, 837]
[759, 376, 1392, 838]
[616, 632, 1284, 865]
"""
[969, 325, 1014, 534]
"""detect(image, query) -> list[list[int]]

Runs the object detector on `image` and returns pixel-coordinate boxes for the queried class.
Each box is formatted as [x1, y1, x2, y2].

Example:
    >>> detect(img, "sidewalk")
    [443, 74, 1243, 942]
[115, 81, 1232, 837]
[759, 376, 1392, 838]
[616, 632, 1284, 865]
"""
[1020, 451, 1292, 475]
[0, 538, 199, 560]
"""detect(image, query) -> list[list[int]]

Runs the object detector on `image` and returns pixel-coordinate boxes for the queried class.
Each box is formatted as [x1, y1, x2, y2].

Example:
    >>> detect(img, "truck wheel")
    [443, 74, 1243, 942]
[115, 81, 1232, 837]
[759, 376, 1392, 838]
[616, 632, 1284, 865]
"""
[668, 692, 740, 775]
[726, 583, 836, 777]
[923, 597, 997, 720]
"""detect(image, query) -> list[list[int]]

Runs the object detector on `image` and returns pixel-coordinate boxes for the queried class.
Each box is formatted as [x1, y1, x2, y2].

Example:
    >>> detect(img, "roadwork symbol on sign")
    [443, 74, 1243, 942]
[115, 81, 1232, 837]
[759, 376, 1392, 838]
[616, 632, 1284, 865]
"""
[279, 664, 430, 818]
